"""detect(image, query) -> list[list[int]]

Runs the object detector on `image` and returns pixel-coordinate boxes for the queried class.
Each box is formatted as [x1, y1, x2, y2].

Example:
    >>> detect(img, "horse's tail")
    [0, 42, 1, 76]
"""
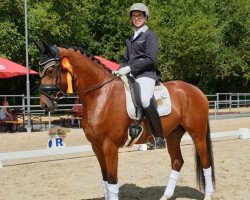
[195, 120, 216, 191]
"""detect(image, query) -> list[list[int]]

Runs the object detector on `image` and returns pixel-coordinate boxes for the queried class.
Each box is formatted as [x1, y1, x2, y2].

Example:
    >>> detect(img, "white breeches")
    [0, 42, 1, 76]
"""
[135, 77, 156, 108]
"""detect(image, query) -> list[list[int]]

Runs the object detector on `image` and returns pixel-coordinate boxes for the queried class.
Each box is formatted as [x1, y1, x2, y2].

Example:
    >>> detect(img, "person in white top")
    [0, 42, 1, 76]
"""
[0, 100, 17, 132]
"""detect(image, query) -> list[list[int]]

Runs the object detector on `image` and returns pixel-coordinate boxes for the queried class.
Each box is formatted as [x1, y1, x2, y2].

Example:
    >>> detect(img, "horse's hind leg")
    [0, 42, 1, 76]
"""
[160, 126, 185, 200]
[189, 121, 215, 200]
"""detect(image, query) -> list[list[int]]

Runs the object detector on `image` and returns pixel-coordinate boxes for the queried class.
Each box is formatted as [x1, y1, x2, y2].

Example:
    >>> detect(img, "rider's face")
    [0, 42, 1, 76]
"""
[131, 11, 146, 29]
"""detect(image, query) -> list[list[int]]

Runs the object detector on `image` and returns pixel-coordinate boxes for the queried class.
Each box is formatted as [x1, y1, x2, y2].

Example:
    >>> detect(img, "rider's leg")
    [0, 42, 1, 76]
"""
[136, 77, 165, 149]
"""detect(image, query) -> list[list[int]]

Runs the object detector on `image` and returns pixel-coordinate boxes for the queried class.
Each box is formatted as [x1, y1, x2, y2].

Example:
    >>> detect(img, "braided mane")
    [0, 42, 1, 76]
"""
[62, 45, 113, 73]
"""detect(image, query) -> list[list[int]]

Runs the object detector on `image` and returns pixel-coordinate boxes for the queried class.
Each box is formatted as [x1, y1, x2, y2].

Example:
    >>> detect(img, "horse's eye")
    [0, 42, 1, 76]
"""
[46, 67, 55, 76]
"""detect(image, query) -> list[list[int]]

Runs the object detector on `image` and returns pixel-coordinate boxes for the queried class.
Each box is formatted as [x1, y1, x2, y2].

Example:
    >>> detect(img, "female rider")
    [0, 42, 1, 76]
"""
[113, 3, 165, 149]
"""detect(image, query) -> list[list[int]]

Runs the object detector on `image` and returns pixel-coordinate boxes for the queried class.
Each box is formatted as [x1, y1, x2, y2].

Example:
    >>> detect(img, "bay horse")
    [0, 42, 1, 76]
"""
[37, 43, 215, 200]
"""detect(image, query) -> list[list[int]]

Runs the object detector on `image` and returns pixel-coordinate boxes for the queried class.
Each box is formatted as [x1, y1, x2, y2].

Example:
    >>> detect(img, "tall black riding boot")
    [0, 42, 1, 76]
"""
[144, 98, 166, 149]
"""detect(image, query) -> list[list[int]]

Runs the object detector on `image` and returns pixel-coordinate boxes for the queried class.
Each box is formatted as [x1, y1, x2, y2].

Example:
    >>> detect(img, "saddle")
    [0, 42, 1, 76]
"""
[121, 75, 171, 120]
[126, 74, 143, 119]
[121, 74, 171, 147]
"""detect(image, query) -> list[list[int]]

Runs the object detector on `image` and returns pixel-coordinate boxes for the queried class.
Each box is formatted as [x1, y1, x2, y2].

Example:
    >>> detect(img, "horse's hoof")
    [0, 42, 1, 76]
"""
[159, 195, 168, 200]
[204, 195, 212, 200]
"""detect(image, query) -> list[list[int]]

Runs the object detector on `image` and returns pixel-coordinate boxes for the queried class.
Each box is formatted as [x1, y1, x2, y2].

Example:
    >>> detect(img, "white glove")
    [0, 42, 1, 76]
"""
[112, 66, 131, 76]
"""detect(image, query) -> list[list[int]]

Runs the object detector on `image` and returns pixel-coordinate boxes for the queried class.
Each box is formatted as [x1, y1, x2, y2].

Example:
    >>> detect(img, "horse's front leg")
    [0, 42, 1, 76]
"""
[103, 140, 119, 200]
[92, 144, 109, 199]
[92, 141, 119, 200]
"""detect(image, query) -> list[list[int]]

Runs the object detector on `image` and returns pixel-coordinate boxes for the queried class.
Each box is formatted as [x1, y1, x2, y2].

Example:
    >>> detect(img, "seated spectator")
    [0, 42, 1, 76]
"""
[0, 100, 17, 132]
[71, 98, 82, 117]
[71, 98, 82, 127]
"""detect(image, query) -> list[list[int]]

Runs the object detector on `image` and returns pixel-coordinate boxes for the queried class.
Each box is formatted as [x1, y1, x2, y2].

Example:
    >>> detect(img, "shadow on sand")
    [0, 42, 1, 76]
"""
[82, 183, 204, 200]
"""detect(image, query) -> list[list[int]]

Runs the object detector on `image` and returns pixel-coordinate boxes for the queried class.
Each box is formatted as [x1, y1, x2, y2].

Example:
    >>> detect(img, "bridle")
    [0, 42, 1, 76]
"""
[39, 45, 64, 103]
[39, 45, 119, 105]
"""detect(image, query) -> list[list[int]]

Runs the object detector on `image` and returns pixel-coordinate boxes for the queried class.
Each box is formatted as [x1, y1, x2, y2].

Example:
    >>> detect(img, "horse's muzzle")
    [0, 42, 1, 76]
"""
[39, 85, 60, 112]
[40, 97, 57, 112]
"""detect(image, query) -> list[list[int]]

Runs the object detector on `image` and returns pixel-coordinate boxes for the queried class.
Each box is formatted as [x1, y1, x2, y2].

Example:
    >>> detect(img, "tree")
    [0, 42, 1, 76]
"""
[0, 0, 249, 95]
[149, 0, 249, 92]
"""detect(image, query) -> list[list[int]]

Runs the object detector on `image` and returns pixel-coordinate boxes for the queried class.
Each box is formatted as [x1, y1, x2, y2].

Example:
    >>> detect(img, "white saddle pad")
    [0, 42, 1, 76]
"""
[125, 83, 171, 120]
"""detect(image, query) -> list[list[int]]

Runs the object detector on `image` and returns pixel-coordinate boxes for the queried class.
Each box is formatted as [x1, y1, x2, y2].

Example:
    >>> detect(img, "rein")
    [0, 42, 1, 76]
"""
[73, 76, 119, 95]
[57, 76, 119, 99]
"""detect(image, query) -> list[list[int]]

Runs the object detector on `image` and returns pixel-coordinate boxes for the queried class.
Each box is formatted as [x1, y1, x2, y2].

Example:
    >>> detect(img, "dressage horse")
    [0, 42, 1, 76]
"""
[37, 43, 215, 200]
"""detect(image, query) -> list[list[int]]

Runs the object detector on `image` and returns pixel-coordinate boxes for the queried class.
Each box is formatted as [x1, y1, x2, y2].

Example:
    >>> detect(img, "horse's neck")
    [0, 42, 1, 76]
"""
[62, 48, 113, 88]
[62, 49, 117, 104]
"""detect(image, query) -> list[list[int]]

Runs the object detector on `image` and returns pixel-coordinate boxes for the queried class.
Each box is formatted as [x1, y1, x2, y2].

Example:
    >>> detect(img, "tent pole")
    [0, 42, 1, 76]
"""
[25, 0, 31, 133]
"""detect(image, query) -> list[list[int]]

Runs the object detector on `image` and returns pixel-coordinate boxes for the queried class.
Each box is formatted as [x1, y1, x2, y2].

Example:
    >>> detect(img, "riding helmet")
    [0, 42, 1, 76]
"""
[130, 3, 149, 17]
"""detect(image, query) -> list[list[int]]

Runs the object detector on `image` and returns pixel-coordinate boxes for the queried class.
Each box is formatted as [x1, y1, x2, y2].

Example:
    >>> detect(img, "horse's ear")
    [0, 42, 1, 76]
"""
[34, 41, 44, 53]
[42, 41, 54, 56]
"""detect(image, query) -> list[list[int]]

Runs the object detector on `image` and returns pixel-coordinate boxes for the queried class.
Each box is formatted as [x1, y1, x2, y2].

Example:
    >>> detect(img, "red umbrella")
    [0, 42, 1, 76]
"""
[0, 57, 38, 78]
[94, 56, 119, 71]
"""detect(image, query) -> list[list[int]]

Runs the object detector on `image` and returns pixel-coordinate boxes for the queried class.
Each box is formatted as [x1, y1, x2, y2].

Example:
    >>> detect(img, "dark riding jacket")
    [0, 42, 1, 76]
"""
[121, 25, 159, 81]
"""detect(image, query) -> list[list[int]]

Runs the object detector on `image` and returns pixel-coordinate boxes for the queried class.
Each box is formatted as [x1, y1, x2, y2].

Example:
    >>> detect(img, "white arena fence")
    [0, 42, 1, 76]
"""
[0, 128, 249, 168]
[1, 93, 250, 112]
[0, 93, 249, 126]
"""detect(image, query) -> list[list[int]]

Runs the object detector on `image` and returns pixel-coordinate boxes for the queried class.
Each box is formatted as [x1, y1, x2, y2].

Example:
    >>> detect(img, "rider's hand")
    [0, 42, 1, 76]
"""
[112, 66, 131, 76]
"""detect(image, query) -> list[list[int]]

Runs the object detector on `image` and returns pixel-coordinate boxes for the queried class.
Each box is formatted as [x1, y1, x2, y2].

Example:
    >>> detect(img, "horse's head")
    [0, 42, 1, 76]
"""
[36, 42, 74, 111]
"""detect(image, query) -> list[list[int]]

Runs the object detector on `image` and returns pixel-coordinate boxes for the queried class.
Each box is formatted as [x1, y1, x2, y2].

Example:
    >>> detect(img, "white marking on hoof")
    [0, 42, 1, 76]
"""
[159, 195, 168, 200]
[204, 195, 212, 200]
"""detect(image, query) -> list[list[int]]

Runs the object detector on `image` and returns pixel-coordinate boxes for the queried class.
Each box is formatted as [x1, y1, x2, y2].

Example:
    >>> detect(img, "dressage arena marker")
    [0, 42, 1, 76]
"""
[47, 137, 67, 148]
[0, 128, 249, 168]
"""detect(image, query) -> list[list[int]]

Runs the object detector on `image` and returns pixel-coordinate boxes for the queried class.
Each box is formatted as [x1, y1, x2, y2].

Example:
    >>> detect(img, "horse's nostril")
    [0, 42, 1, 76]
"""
[41, 103, 47, 109]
